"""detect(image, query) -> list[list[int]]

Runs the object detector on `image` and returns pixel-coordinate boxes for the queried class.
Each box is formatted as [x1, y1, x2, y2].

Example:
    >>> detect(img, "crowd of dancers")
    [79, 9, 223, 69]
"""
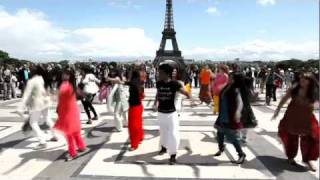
[1, 61, 318, 171]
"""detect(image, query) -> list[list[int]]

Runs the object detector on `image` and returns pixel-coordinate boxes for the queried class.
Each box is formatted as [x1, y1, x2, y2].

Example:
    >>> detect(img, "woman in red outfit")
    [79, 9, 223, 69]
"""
[272, 73, 319, 171]
[108, 69, 144, 150]
[55, 68, 86, 161]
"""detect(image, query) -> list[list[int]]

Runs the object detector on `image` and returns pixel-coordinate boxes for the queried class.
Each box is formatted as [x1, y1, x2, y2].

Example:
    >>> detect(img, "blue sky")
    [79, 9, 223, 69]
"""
[0, 0, 318, 61]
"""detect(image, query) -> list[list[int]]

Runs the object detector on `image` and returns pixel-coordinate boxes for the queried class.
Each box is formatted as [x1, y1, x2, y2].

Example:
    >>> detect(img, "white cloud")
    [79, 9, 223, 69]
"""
[0, 8, 317, 62]
[205, 6, 219, 15]
[257, 0, 276, 6]
[184, 39, 319, 61]
[0, 8, 157, 61]
[107, 0, 141, 9]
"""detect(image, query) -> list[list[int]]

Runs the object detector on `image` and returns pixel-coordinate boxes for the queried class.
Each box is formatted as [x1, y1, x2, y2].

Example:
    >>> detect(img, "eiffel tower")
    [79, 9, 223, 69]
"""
[154, 0, 185, 71]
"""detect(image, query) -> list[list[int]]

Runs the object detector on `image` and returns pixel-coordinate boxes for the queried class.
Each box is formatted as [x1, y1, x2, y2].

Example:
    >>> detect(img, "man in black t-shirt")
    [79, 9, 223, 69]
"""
[153, 63, 191, 165]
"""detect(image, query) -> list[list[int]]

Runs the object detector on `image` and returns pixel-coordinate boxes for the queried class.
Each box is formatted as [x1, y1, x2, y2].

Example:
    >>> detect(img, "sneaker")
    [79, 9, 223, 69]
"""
[240, 139, 247, 145]
[86, 120, 92, 125]
[49, 137, 58, 142]
[114, 128, 122, 132]
[65, 155, 77, 162]
[92, 116, 98, 121]
[214, 150, 224, 157]
[214, 145, 225, 156]
[33, 143, 47, 150]
[169, 155, 176, 165]
[158, 146, 167, 155]
[129, 147, 137, 151]
[235, 153, 246, 164]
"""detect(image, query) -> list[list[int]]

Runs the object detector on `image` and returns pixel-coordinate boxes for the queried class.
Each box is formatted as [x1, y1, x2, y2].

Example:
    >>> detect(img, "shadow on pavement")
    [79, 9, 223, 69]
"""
[242, 156, 312, 178]
[3, 149, 65, 175]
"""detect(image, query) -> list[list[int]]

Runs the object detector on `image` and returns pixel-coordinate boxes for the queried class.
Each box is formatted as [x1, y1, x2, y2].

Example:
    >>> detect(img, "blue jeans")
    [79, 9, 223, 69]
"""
[216, 127, 244, 156]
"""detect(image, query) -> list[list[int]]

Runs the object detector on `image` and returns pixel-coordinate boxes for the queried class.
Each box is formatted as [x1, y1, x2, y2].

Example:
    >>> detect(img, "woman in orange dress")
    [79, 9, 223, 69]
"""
[199, 65, 212, 105]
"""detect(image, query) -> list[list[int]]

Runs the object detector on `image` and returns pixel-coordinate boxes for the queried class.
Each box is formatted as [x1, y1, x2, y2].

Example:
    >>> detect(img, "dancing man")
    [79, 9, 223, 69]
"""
[153, 64, 191, 165]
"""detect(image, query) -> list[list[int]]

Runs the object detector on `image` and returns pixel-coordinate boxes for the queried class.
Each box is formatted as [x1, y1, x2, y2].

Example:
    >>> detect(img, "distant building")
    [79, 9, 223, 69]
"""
[184, 59, 195, 64]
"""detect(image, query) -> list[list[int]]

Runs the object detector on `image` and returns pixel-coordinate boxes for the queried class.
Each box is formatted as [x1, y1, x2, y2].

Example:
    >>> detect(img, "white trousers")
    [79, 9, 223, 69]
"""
[158, 111, 180, 155]
[114, 102, 128, 131]
[29, 108, 56, 144]
[175, 97, 183, 116]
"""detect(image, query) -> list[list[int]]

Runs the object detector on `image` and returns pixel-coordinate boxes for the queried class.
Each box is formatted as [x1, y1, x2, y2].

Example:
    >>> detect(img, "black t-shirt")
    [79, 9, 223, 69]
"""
[126, 82, 142, 106]
[156, 80, 182, 113]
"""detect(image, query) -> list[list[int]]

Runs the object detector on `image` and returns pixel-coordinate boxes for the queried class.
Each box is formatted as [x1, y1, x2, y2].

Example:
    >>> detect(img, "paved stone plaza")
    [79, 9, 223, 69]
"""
[0, 88, 318, 180]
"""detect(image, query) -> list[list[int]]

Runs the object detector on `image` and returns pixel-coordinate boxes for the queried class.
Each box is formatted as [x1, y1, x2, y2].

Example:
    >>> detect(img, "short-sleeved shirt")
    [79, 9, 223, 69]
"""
[156, 80, 182, 113]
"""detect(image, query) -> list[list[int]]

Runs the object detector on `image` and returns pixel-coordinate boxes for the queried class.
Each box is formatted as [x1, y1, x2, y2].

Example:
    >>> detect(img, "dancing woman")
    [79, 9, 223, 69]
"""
[110, 70, 145, 150]
[81, 67, 100, 124]
[199, 65, 213, 105]
[272, 73, 319, 171]
[107, 65, 129, 132]
[212, 65, 229, 115]
[214, 73, 246, 164]
[54, 68, 86, 161]
[17, 65, 58, 150]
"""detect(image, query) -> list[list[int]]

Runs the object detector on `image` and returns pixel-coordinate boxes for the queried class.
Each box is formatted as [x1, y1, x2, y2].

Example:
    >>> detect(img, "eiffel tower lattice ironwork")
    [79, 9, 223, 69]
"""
[153, 0, 185, 70]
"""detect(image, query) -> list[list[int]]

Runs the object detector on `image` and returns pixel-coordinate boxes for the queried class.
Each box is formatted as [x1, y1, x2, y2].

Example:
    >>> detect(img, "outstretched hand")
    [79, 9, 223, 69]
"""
[271, 111, 279, 121]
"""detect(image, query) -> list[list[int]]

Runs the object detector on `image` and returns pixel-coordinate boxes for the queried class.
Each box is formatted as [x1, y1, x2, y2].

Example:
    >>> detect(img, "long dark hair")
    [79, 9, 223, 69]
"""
[291, 73, 319, 103]
[30, 65, 49, 89]
[130, 70, 143, 95]
[224, 73, 249, 105]
[230, 73, 247, 94]
[62, 68, 77, 94]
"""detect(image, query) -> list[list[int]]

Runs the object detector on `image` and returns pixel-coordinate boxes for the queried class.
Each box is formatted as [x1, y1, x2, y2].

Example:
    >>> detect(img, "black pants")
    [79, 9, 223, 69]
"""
[217, 128, 244, 156]
[266, 84, 274, 105]
[81, 94, 97, 120]
[272, 86, 277, 101]
[194, 77, 198, 88]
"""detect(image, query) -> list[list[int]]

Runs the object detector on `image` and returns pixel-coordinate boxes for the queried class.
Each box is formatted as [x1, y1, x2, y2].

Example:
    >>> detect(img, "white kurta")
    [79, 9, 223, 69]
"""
[17, 75, 56, 144]
[158, 111, 180, 155]
[107, 84, 129, 131]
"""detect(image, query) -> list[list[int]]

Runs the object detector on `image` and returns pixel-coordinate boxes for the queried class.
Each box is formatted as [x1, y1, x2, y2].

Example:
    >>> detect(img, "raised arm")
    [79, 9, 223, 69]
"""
[106, 77, 124, 84]
[272, 89, 291, 119]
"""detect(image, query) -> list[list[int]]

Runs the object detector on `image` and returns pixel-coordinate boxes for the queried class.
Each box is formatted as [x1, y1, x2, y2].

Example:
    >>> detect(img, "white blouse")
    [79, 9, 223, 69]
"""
[18, 75, 50, 112]
[83, 73, 100, 94]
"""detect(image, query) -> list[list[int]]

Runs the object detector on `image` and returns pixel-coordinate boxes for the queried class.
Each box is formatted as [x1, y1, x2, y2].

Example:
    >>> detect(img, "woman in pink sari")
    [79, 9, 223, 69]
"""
[55, 68, 86, 161]
[212, 65, 229, 115]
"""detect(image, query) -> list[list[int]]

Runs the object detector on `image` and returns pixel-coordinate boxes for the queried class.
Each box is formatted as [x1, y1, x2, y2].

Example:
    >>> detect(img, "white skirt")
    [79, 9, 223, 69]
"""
[158, 111, 180, 155]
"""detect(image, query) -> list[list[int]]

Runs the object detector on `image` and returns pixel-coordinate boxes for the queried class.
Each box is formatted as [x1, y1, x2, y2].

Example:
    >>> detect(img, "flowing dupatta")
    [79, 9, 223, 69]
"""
[107, 84, 119, 112]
